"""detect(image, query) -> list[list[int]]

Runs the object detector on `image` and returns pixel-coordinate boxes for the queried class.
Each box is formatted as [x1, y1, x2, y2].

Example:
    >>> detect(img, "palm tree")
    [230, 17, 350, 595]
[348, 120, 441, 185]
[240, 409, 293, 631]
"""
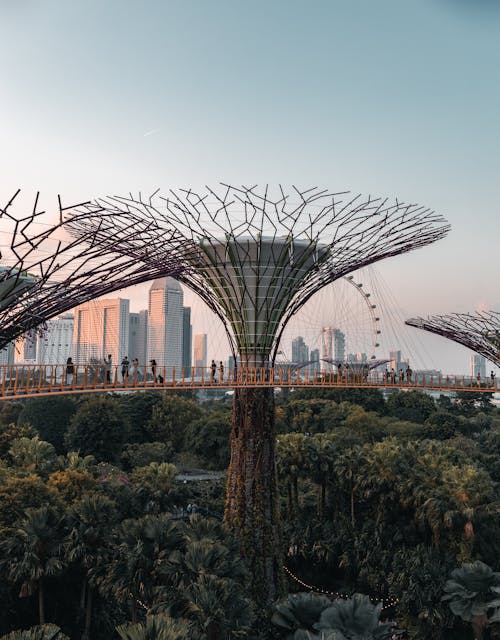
[96, 514, 184, 622]
[0, 507, 65, 625]
[314, 594, 395, 639]
[271, 591, 333, 638]
[65, 493, 117, 640]
[8, 437, 57, 476]
[442, 560, 500, 640]
[153, 516, 254, 639]
[0, 625, 70, 640]
[116, 615, 191, 640]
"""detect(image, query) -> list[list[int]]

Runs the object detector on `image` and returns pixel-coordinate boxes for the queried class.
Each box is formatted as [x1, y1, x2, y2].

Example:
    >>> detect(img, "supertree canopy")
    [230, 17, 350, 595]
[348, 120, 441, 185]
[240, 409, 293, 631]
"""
[71, 185, 450, 364]
[69, 183, 450, 604]
[406, 310, 500, 367]
[0, 190, 188, 349]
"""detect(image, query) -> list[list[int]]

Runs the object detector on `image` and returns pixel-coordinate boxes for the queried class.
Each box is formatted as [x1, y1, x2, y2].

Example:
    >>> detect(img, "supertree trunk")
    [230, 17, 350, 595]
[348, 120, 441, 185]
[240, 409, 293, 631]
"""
[225, 386, 284, 605]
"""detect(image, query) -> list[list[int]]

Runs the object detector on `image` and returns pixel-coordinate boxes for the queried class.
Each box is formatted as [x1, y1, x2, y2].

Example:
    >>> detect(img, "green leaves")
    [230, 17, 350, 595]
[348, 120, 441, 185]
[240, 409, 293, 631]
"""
[442, 561, 500, 635]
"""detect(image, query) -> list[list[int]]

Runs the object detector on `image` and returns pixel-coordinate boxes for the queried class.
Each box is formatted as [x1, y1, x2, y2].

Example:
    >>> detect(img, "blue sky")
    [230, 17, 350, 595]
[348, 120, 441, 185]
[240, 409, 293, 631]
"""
[1, 0, 499, 373]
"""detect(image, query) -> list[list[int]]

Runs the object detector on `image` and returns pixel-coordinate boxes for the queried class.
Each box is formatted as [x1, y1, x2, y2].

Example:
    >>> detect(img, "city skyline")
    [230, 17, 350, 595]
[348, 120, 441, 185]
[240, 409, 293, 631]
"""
[1, 0, 499, 373]
[6, 287, 495, 378]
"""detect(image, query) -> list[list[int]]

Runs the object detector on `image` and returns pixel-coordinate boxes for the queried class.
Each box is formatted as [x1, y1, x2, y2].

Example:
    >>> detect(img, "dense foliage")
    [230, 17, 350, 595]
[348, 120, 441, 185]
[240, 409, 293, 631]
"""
[0, 388, 498, 639]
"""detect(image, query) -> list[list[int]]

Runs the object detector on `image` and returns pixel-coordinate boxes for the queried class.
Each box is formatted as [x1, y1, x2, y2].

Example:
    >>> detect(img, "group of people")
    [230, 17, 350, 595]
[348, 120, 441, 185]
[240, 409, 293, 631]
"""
[64, 355, 164, 386]
[210, 359, 224, 383]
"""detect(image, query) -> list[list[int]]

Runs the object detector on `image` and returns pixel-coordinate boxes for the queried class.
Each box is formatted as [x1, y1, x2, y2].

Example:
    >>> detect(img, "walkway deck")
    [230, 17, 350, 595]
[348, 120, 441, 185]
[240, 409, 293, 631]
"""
[0, 364, 497, 400]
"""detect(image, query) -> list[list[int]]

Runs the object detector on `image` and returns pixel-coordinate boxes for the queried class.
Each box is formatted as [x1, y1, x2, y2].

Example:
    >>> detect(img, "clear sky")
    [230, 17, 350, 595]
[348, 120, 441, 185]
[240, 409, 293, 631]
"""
[1, 0, 499, 373]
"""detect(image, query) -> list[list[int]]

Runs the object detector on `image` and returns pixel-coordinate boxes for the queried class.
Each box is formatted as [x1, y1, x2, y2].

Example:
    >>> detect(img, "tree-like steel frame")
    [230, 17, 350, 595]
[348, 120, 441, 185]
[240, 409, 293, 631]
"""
[70, 184, 450, 363]
[0, 190, 189, 349]
[69, 183, 450, 604]
[406, 310, 500, 367]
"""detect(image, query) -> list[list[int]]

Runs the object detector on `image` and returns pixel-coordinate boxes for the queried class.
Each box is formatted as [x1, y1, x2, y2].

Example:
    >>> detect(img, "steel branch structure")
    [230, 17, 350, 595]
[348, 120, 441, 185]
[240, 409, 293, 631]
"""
[406, 310, 500, 367]
[0, 190, 188, 349]
[70, 184, 450, 363]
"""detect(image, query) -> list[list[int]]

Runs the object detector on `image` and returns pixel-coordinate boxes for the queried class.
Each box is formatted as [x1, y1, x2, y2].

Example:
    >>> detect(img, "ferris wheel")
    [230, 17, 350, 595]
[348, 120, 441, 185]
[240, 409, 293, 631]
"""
[276, 271, 381, 365]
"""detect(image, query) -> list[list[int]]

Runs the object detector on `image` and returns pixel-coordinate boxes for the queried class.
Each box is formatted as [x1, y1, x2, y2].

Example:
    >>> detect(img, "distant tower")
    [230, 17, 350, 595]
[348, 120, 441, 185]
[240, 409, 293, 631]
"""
[471, 354, 486, 379]
[183, 307, 192, 371]
[291, 336, 309, 363]
[321, 327, 345, 366]
[73, 298, 130, 365]
[309, 348, 320, 374]
[38, 314, 74, 365]
[147, 277, 184, 369]
[194, 333, 208, 374]
[333, 329, 345, 361]
[129, 310, 148, 363]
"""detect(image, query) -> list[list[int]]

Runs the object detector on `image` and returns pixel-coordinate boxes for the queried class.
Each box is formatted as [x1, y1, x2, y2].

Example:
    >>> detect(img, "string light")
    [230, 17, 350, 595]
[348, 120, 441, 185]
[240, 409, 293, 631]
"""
[283, 564, 399, 611]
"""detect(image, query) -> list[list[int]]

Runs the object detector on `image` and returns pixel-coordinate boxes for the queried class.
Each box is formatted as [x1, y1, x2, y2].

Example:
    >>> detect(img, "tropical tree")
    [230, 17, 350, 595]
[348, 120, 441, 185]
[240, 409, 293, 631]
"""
[8, 437, 57, 476]
[17, 397, 77, 454]
[0, 420, 36, 457]
[146, 395, 202, 452]
[442, 560, 500, 640]
[271, 591, 333, 638]
[64, 396, 126, 463]
[65, 493, 117, 640]
[314, 594, 395, 639]
[386, 390, 435, 423]
[116, 615, 190, 640]
[0, 625, 70, 640]
[0, 507, 65, 625]
[95, 514, 184, 623]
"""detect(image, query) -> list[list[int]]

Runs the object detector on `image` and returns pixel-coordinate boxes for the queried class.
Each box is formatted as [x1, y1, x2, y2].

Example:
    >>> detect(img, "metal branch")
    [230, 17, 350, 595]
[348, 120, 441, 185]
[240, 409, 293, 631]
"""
[0, 190, 187, 349]
[406, 311, 500, 367]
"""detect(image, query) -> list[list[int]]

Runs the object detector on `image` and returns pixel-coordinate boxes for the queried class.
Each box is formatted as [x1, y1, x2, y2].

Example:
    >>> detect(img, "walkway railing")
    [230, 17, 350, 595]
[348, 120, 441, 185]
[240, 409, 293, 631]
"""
[0, 364, 497, 399]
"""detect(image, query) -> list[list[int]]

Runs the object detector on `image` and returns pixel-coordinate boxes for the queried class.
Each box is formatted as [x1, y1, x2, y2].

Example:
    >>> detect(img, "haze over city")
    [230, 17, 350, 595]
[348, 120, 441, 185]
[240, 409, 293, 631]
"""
[1, 0, 498, 374]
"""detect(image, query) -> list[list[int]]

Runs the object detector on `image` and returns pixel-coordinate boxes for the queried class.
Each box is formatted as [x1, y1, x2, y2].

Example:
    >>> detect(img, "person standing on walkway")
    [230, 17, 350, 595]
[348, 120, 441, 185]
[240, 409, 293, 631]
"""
[210, 359, 217, 383]
[121, 356, 129, 383]
[66, 357, 74, 386]
[219, 361, 224, 383]
[150, 359, 157, 383]
[104, 354, 112, 383]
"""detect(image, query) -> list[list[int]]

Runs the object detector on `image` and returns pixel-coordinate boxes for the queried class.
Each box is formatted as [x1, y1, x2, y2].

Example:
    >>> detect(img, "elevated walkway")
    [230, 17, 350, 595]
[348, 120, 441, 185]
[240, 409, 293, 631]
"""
[0, 364, 497, 400]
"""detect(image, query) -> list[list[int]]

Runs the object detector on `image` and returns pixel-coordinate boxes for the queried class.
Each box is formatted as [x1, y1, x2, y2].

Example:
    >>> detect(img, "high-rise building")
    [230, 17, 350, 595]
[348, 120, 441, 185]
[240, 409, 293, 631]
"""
[321, 327, 345, 367]
[38, 314, 74, 365]
[194, 333, 208, 374]
[129, 310, 148, 364]
[0, 342, 14, 367]
[309, 348, 320, 374]
[14, 329, 38, 363]
[73, 298, 130, 366]
[291, 336, 309, 363]
[183, 307, 192, 372]
[147, 277, 184, 369]
[471, 354, 486, 379]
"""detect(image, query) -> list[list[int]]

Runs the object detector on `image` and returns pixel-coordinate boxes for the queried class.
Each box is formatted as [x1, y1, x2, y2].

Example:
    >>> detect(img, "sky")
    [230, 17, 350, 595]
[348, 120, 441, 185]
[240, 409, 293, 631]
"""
[1, 0, 499, 374]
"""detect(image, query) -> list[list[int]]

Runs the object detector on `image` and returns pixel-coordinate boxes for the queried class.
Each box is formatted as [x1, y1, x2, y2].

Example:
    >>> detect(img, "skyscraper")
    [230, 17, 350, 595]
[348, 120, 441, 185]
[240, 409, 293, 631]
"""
[147, 277, 184, 369]
[194, 333, 207, 375]
[291, 336, 309, 363]
[471, 354, 486, 379]
[321, 327, 345, 368]
[183, 307, 192, 371]
[73, 298, 130, 365]
[129, 310, 148, 364]
[38, 314, 74, 365]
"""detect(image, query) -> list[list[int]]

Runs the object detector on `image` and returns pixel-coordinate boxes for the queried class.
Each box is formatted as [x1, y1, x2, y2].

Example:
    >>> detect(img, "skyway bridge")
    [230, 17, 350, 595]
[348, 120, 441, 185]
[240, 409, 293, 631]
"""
[0, 364, 497, 400]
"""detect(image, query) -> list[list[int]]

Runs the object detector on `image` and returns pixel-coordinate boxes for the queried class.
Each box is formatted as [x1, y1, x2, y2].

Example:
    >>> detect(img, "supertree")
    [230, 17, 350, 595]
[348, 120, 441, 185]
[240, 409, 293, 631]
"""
[406, 310, 500, 367]
[69, 184, 450, 603]
[0, 190, 188, 349]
